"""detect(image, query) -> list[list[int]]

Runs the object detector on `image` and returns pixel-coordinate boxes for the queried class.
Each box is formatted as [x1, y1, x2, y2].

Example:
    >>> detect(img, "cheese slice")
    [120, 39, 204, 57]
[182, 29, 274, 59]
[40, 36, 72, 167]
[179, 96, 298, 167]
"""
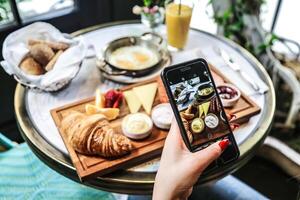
[123, 90, 141, 113]
[202, 102, 210, 116]
[133, 83, 158, 114]
[198, 105, 204, 118]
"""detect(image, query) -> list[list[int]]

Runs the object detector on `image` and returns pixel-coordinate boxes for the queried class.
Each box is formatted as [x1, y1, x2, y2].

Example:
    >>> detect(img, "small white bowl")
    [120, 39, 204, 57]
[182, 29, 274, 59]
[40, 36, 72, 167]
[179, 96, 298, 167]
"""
[217, 83, 241, 107]
[122, 113, 153, 140]
[151, 103, 173, 130]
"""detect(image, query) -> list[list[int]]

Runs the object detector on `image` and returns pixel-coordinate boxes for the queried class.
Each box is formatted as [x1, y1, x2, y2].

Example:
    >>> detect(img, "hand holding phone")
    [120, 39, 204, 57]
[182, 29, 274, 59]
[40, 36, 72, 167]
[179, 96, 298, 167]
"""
[161, 58, 240, 168]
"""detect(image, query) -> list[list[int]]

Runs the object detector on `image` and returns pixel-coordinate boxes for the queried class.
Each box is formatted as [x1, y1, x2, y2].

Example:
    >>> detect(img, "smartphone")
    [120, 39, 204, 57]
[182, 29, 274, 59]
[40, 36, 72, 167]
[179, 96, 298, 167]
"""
[161, 58, 240, 167]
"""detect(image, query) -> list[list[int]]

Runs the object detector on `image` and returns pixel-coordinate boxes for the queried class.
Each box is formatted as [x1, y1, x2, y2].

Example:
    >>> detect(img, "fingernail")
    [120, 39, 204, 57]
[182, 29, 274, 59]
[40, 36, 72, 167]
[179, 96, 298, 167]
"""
[230, 114, 237, 120]
[233, 124, 239, 129]
[218, 139, 230, 151]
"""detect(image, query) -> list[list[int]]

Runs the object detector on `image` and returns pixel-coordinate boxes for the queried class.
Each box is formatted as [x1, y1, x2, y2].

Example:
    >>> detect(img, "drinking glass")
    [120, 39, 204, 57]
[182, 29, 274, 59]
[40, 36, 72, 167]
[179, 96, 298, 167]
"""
[165, 0, 194, 51]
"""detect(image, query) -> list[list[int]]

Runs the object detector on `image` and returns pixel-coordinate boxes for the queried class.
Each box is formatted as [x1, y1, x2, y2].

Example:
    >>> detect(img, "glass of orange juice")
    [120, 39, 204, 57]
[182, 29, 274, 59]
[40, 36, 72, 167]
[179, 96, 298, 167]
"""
[165, 0, 194, 51]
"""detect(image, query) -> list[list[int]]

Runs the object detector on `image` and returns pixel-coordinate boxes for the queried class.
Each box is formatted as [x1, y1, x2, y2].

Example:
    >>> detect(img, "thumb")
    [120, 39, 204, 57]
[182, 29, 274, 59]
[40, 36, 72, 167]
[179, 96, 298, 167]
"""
[191, 139, 230, 172]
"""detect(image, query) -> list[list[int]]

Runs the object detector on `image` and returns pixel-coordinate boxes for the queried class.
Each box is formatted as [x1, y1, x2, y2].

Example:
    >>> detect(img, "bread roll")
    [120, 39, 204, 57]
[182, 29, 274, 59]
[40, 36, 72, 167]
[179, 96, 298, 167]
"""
[29, 44, 55, 66]
[45, 50, 63, 71]
[20, 57, 44, 75]
[28, 39, 69, 51]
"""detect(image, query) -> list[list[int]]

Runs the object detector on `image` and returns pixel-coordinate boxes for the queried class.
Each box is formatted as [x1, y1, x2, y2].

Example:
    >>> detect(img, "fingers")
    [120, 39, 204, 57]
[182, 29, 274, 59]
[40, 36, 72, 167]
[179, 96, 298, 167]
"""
[165, 119, 185, 148]
[230, 123, 239, 131]
[191, 139, 230, 172]
[226, 113, 236, 122]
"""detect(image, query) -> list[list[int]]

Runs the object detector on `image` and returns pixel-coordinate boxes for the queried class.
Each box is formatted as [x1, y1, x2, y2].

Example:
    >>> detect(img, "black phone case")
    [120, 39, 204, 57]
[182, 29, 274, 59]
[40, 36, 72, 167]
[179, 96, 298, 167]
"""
[161, 58, 240, 160]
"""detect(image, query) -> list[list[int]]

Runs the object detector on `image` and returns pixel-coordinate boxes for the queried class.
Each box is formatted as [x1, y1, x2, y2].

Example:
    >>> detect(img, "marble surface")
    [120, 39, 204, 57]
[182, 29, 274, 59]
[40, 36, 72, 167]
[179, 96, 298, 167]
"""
[25, 23, 267, 172]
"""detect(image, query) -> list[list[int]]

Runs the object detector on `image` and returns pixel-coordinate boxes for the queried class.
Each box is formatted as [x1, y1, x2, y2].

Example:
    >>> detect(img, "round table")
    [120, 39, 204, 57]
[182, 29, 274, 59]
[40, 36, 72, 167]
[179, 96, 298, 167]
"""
[14, 21, 275, 194]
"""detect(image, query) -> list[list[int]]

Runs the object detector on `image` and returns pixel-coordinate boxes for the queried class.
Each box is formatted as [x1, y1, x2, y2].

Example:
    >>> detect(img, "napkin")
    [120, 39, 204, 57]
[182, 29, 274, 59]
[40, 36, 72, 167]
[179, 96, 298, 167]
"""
[171, 47, 269, 96]
[1, 22, 87, 92]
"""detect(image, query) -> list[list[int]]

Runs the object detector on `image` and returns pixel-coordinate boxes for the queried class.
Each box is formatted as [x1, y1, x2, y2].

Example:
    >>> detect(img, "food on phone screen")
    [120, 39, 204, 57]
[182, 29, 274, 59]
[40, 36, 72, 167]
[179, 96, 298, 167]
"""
[204, 113, 219, 129]
[169, 73, 234, 147]
[191, 118, 205, 134]
[122, 113, 153, 140]
[151, 103, 173, 130]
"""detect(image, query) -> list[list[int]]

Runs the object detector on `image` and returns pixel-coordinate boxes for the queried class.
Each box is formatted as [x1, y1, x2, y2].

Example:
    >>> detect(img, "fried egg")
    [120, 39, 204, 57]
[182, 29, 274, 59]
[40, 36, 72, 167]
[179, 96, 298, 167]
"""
[109, 46, 159, 70]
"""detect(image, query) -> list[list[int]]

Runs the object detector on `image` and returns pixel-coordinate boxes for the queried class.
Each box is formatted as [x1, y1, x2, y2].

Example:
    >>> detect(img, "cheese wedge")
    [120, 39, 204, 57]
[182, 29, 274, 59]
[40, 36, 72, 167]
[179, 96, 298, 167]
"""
[198, 105, 204, 118]
[123, 90, 141, 113]
[133, 83, 158, 114]
[202, 102, 210, 116]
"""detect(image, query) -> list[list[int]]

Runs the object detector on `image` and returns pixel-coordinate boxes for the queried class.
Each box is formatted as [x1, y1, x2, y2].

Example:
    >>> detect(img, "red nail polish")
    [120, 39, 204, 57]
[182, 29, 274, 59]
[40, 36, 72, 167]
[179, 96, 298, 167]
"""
[233, 124, 240, 129]
[218, 139, 230, 151]
[230, 114, 237, 120]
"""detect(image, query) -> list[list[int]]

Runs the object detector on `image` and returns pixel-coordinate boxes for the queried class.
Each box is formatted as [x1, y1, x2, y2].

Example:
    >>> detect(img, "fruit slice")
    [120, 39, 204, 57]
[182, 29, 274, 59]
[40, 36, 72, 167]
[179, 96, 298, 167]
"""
[85, 104, 119, 120]
[123, 90, 141, 113]
[95, 89, 105, 108]
[133, 82, 158, 114]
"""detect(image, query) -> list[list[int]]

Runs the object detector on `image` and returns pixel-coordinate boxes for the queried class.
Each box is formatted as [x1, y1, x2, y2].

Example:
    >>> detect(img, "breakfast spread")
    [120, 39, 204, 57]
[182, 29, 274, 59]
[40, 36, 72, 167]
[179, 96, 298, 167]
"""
[217, 84, 241, 107]
[50, 66, 260, 178]
[2, 22, 262, 180]
[61, 111, 132, 158]
[19, 39, 69, 75]
[151, 103, 173, 130]
[122, 113, 153, 140]
[58, 82, 168, 160]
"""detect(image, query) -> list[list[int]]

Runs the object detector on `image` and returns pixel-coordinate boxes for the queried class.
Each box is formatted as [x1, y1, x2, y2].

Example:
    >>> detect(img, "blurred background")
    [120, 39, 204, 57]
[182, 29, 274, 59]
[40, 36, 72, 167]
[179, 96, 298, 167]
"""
[0, 1, 299, 199]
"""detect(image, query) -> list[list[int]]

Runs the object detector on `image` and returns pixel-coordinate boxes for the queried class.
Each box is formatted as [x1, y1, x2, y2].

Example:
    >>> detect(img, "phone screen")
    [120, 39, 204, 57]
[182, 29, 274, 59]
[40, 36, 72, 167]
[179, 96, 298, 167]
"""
[165, 60, 233, 151]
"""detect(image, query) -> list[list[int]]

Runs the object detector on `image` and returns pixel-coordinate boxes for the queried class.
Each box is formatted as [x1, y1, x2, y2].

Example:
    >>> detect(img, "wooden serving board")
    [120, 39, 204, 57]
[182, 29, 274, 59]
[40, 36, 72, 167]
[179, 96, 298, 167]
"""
[51, 64, 260, 180]
[51, 79, 167, 180]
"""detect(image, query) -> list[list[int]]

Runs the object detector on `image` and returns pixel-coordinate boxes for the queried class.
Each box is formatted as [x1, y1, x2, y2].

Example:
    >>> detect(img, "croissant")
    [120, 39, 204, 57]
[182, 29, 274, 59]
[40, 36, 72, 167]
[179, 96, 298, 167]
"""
[61, 111, 132, 158]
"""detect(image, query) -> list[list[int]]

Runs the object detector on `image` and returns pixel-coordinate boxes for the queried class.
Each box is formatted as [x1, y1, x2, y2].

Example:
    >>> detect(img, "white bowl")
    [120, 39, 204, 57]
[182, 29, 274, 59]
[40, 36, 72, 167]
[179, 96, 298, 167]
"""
[217, 83, 241, 107]
[122, 113, 153, 140]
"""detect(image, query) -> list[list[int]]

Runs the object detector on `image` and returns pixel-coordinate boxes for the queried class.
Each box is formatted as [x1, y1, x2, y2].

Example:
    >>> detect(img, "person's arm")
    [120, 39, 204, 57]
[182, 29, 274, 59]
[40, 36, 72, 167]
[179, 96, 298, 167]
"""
[153, 121, 230, 200]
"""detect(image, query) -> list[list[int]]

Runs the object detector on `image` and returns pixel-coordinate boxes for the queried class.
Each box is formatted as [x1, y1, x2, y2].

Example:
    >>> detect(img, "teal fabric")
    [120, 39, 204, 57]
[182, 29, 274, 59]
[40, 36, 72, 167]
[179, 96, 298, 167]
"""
[0, 133, 15, 150]
[0, 143, 115, 200]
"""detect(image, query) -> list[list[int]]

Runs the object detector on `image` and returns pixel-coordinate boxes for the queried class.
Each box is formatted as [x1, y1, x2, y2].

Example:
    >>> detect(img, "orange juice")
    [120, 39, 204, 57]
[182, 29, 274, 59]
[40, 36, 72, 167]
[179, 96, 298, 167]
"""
[166, 3, 193, 50]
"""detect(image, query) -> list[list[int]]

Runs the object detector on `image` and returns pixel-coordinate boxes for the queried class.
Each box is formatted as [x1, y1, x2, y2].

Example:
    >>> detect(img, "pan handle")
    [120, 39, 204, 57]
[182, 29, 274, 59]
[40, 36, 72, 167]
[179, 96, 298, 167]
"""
[141, 32, 163, 45]
[96, 60, 127, 76]
[96, 59, 129, 76]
